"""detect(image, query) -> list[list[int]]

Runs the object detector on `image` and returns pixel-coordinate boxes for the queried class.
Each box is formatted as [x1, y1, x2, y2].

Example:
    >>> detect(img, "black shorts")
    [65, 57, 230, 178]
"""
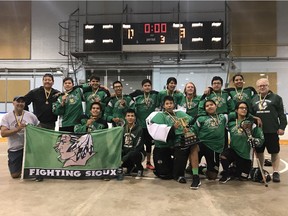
[8, 149, 23, 175]
[255, 133, 280, 154]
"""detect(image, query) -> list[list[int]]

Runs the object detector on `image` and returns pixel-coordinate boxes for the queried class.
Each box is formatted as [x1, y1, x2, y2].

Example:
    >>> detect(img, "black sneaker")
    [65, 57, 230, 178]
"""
[176, 176, 187, 184]
[35, 177, 43, 182]
[272, 172, 280, 183]
[190, 175, 201, 190]
[264, 159, 272, 166]
[135, 170, 144, 180]
[219, 175, 231, 184]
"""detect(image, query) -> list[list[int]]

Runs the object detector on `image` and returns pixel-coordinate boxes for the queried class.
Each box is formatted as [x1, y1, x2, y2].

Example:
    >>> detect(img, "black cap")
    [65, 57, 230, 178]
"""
[13, 96, 25, 102]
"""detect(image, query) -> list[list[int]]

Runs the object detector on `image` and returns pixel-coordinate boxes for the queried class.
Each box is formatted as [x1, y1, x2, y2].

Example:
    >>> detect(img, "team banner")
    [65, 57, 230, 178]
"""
[23, 125, 123, 179]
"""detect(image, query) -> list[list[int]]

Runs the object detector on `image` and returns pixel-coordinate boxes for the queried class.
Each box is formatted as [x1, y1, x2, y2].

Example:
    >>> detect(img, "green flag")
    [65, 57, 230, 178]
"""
[23, 125, 123, 179]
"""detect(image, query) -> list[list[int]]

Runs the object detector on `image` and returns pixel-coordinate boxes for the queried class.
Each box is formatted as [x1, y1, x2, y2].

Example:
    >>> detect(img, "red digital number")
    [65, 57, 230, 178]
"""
[154, 23, 160, 33]
[161, 23, 167, 33]
[144, 24, 150, 34]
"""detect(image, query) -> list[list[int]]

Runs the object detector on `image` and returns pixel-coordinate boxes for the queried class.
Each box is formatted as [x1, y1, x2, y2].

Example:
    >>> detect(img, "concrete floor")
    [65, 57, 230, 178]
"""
[0, 142, 287, 216]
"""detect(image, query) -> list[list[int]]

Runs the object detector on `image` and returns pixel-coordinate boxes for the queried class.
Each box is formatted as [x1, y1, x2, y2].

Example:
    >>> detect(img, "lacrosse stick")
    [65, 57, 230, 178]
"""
[239, 120, 268, 187]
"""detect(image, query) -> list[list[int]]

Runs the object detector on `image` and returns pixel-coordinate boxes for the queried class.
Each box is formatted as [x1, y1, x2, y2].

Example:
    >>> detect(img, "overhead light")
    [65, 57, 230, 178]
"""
[192, 23, 203, 27]
[192, 37, 203, 42]
[85, 39, 95, 44]
[102, 24, 113, 29]
[85, 25, 94, 29]
[260, 74, 266, 76]
[173, 23, 183, 28]
[123, 24, 131, 29]
[212, 37, 222, 42]
[211, 22, 222, 27]
[102, 39, 113, 43]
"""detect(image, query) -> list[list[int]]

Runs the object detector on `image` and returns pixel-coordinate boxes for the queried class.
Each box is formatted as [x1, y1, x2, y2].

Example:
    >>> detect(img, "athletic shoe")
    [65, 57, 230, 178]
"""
[190, 175, 201, 190]
[264, 159, 272, 166]
[135, 170, 144, 180]
[176, 176, 187, 184]
[272, 172, 280, 183]
[199, 164, 207, 175]
[146, 162, 155, 170]
[219, 175, 231, 184]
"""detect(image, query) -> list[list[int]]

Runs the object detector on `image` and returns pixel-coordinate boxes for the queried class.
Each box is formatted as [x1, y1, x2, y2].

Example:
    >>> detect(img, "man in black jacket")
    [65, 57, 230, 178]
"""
[24, 73, 60, 130]
[251, 78, 287, 183]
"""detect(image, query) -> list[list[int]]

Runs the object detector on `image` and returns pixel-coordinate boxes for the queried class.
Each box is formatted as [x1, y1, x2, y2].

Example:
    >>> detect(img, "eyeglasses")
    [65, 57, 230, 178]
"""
[238, 107, 248, 110]
[113, 85, 122, 89]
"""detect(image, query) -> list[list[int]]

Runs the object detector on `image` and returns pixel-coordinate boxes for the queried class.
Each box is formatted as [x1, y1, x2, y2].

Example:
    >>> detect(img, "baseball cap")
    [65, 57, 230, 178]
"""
[13, 96, 25, 102]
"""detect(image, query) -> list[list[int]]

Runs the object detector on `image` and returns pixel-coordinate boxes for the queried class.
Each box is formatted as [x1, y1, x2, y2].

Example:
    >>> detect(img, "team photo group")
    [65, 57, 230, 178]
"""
[1, 73, 286, 190]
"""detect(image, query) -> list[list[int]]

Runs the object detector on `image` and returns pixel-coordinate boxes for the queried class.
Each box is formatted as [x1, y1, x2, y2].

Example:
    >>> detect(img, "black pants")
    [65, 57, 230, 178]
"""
[198, 143, 220, 173]
[173, 147, 190, 180]
[153, 147, 173, 179]
[122, 151, 144, 172]
[142, 128, 153, 154]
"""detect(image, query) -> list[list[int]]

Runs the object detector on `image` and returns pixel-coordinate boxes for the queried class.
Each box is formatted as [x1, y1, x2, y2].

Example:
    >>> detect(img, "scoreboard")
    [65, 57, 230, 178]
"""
[83, 21, 223, 52]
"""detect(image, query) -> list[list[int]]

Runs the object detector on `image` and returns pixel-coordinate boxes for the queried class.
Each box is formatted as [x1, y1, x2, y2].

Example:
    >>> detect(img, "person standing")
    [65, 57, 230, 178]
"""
[104, 81, 135, 127]
[224, 74, 257, 109]
[130, 79, 158, 170]
[251, 78, 287, 182]
[53, 77, 85, 132]
[24, 73, 60, 130]
[158, 77, 184, 109]
[0, 96, 39, 178]
[83, 75, 110, 115]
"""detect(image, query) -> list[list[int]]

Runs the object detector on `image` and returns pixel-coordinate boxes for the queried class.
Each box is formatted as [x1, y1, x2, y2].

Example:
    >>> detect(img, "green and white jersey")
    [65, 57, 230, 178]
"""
[158, 90, 184, 109]
[151, 111, 192, 148]
[133, 91, 158, 128]
[52, 88, 84, 128]
[181, 95, 201, 119]
[225, 87, 257, 109]
[228, 119, 264, 160]
[198, 90, 235, 116]
[193, 113, 228, 153]
[104, 95, 135, 122]
[83, 88, 109, 115]
[74, 115, 108, 133]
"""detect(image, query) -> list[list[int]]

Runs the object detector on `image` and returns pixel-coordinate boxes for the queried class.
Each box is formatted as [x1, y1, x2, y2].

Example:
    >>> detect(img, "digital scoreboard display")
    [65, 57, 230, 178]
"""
[83, 21, 223, 52]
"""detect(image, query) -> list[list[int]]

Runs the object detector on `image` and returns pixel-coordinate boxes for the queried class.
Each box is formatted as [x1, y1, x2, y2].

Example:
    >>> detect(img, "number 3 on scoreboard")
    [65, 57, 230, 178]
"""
[160, 35, 165, 43]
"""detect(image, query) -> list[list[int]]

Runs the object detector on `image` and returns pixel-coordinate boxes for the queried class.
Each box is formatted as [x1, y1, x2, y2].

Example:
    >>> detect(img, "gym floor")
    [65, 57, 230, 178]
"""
[0, 142, 287, 216]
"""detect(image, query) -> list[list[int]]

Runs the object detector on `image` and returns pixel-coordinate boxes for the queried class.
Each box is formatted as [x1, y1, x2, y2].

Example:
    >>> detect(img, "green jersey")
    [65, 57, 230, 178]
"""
[74, 115, 108, 133]
[228, 119, 264, 160]
[181, 95, 201, 120]
[225, 87, 257, 109]
[104, 95, 135, 122]
[83, 87, 110, 115]
[198, 90, 235, 116]
[193, 113, 228, 153]
[151, 111, 192, 148]
[52, 88, 84, 128]
[131, 90, 159, 128]
[158, 90, 184, 109]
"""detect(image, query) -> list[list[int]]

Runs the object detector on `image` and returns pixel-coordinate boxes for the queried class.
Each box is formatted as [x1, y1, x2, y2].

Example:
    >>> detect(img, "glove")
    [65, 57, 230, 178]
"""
[248, 137, 260, 148]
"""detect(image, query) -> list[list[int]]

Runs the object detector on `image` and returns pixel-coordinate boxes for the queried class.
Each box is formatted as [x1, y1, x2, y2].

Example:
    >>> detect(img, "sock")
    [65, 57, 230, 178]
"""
[192, 168, 199, 175]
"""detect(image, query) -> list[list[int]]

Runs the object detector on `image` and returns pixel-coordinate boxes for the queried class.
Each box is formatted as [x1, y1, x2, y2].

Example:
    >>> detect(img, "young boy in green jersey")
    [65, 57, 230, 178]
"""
[53, 77, 85, 132]
[83, 75, 110, 115]
[193, 100, 228, 180]
[158, 77, 184, 110]
[130, 79, 158, 170]
[219, 101, 264, 183]
[74, 102, 108, 133]
[104, 81, 135, 127]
